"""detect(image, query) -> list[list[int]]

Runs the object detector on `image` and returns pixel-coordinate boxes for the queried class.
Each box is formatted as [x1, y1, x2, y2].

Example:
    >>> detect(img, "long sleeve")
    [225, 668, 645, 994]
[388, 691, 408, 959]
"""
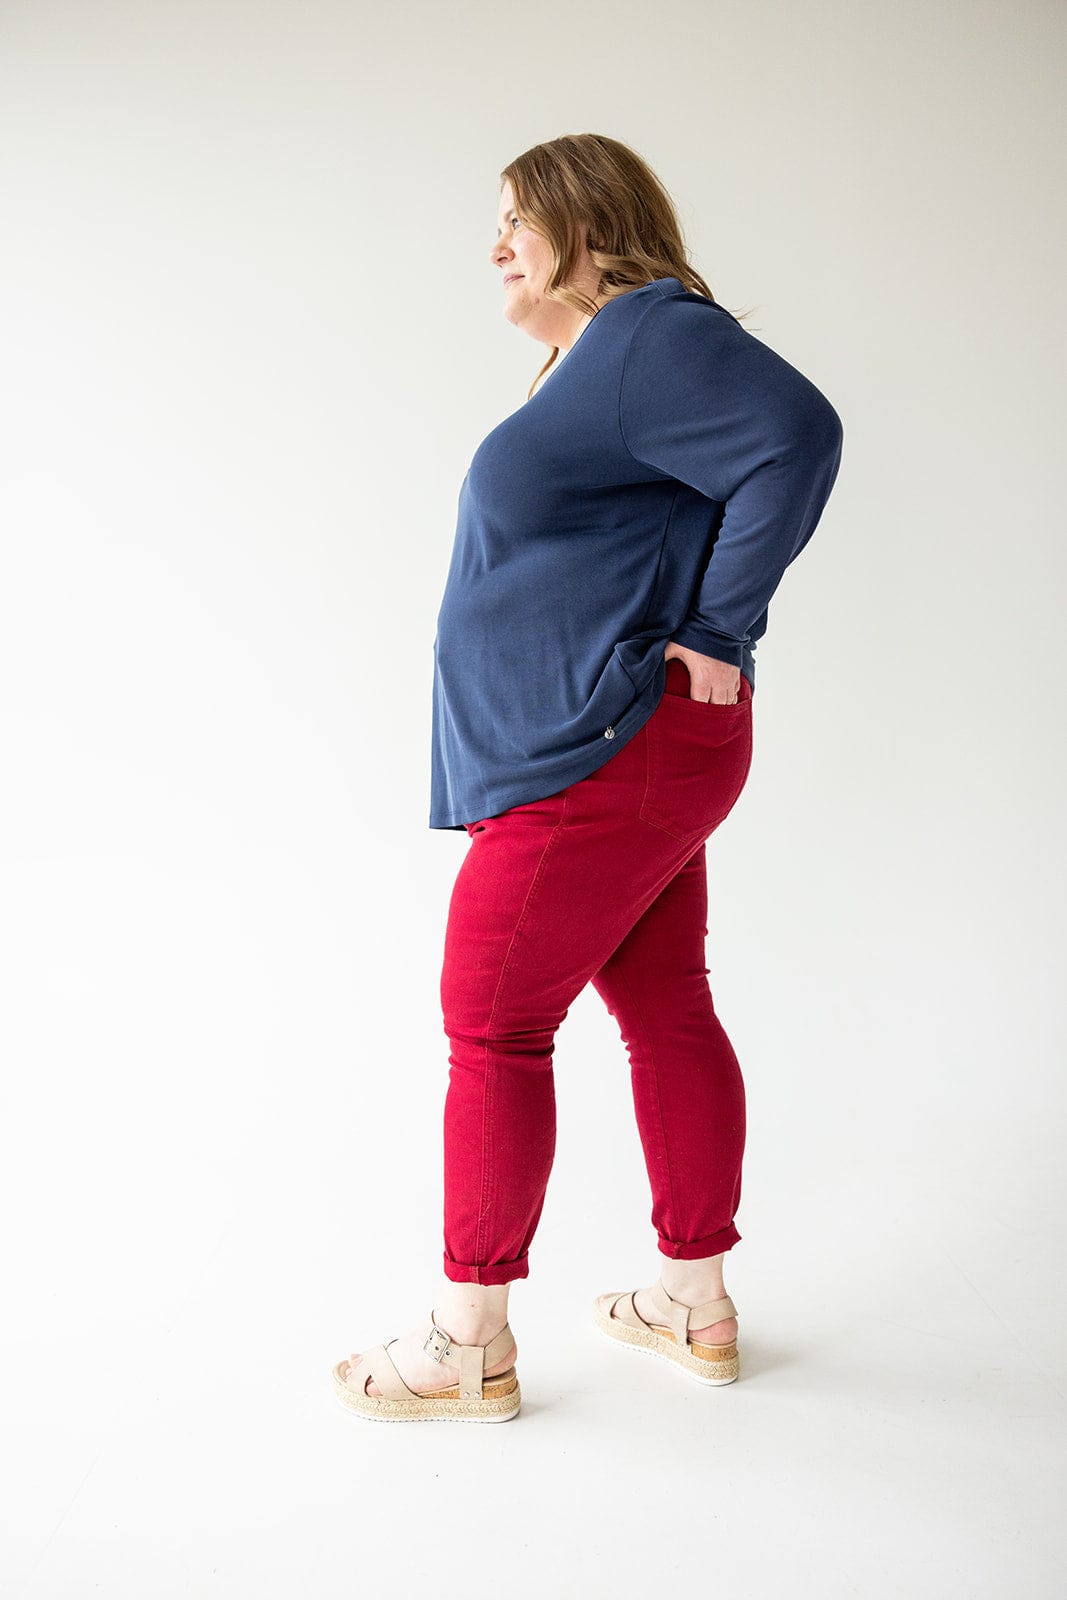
[618, 291, 844, 669]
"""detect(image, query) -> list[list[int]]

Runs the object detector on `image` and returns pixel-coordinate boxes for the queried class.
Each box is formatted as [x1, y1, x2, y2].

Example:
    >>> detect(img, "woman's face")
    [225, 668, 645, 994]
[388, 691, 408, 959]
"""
[491, 179, 599, 350]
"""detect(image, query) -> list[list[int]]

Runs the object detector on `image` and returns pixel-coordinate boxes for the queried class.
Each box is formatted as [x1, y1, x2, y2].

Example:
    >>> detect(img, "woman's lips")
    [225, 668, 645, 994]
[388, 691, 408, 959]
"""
[504, 274, 523, 286]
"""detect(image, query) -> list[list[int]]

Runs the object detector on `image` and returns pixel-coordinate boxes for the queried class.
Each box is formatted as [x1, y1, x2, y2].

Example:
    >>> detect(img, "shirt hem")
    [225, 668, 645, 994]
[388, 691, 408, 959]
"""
[427, 653, 755, 832]
[428, 683, 659, 831]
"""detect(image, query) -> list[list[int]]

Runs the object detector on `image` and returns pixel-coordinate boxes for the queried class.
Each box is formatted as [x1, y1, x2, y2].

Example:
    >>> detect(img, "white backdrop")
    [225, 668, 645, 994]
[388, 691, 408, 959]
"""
[1, 1, 1063, 1596]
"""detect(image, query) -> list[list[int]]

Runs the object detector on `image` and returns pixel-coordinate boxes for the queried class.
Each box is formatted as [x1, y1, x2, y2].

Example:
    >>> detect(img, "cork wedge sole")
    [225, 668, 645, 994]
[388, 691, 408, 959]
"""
[593, 1285, 740, 1387]
[331, 1310, 522, 1424]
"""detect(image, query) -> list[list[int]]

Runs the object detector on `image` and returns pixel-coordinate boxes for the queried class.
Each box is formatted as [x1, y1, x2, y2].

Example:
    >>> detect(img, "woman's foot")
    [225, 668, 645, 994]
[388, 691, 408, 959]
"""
[342, 1280, 517, 1398]
[632, 1253, 736, 1346]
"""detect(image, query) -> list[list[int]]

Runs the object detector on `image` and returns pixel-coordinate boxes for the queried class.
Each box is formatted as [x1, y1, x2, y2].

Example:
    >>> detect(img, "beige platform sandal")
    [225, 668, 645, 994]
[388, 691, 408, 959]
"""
[593, 1281, 740, 1386]
[331, 1309, 522, 1424]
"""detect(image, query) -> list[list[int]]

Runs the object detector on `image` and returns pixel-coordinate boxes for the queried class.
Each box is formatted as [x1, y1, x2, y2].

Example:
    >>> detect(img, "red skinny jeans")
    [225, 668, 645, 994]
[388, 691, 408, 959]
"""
[439, 656, 754, 1285]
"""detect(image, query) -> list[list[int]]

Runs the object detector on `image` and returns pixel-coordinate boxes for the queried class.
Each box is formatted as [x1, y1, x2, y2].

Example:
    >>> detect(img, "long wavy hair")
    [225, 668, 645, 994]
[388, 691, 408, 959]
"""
[500, 133, 754, 398]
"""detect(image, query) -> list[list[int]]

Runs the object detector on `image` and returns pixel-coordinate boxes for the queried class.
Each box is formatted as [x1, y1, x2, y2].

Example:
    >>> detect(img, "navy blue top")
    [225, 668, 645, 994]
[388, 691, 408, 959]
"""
[429, 276, 844, 830]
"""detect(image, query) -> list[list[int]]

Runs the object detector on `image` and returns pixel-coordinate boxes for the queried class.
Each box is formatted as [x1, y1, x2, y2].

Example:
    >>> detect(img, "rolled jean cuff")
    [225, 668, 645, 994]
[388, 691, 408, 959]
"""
[657, 1222, 741, 1260]
[443, 1252, 530, 1286]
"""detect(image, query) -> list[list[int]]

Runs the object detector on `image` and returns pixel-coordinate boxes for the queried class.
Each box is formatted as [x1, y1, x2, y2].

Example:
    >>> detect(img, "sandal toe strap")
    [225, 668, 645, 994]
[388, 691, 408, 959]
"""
[608, 1291, 651, 1331]
[359, 1341, 419, 1402]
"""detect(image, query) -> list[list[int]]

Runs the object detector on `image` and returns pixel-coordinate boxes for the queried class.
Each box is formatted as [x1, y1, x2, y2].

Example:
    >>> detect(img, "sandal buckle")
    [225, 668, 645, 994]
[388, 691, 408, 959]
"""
[423, 1324, 454, 1364]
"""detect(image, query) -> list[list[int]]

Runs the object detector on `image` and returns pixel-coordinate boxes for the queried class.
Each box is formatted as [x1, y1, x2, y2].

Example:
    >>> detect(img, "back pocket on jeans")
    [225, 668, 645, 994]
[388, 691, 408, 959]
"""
[639, 694, 753, 842]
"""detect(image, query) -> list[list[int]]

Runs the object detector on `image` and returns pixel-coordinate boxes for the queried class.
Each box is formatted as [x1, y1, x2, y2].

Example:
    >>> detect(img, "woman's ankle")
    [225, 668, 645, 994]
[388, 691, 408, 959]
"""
[435, 1279, 511, 1342]
[659, 1252, 728, 1307]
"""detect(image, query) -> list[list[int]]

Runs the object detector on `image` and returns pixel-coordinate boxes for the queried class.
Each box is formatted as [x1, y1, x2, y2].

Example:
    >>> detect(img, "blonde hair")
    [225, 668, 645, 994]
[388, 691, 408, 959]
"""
[500, 133, 753, 398]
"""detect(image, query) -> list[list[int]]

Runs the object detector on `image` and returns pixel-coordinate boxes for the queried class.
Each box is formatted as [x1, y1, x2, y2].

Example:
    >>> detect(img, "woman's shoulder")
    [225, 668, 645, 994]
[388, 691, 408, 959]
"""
[630, 276, 737, 321]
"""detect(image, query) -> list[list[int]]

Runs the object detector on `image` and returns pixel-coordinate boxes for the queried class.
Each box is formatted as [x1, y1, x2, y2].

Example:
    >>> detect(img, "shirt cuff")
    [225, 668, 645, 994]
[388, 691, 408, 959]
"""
[669, 622, 747, 669]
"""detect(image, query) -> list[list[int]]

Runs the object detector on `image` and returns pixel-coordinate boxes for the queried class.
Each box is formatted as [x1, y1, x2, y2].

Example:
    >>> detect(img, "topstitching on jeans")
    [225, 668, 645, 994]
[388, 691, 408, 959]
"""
[474, 790, 571, 1266]
[602, 946, 679, 1242]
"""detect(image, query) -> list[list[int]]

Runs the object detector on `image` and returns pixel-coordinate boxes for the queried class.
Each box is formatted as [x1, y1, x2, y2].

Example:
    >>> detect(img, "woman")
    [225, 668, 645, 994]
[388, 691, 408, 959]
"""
[333, 134, 844, 1422]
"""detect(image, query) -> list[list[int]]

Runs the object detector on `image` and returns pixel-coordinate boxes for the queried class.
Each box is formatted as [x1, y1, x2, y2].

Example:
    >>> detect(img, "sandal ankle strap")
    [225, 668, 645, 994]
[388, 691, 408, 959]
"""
[650, 1282, 737, 1347]
[420, 1311, 515, 1400]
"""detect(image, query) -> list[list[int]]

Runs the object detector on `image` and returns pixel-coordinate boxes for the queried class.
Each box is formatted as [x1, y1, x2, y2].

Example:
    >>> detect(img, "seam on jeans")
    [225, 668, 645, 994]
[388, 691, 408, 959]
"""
[601, 947, 679, 1250]
[638, 710, 700, 843]
[738, 719, 755, 793]
[638, 718, 653, 820]
[474, 792, 570, 1266]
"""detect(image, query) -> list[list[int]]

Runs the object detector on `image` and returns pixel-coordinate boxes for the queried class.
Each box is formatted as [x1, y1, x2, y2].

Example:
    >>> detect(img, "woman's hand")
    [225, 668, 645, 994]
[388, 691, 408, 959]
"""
[663, 641, 741, 704]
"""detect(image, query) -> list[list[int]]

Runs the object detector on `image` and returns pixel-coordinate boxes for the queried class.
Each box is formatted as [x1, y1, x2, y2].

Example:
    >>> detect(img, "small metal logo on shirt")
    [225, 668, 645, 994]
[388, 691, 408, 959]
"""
[603, 725, 616, 739]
